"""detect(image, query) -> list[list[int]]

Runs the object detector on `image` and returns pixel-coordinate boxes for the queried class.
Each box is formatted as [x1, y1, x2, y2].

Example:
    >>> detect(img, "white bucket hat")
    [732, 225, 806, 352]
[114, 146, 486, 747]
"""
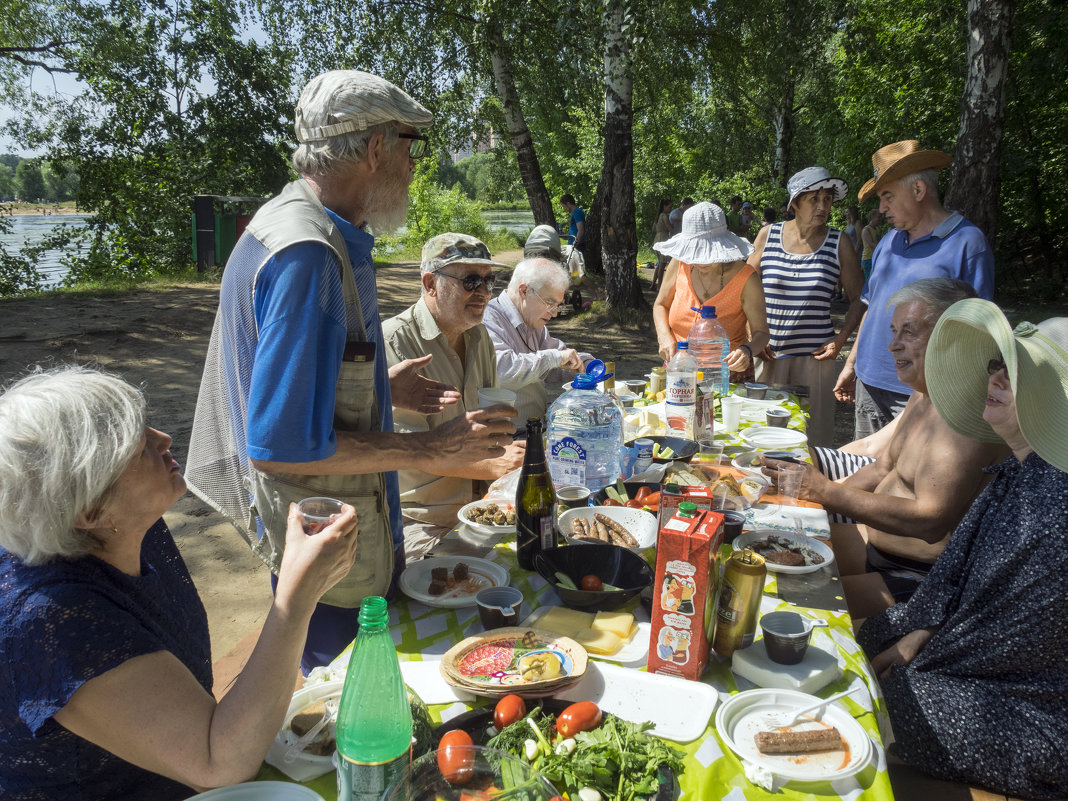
[524, 225, 563, 260]
[295, 70, 433, 143]
[787, 167, 848, 210]
[925, 298, 1068, 472]
[653, 202, 753, 264]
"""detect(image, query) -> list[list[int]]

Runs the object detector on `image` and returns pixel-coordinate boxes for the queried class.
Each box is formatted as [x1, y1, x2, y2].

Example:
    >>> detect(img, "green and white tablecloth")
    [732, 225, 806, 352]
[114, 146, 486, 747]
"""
[259, 526, 896, 801]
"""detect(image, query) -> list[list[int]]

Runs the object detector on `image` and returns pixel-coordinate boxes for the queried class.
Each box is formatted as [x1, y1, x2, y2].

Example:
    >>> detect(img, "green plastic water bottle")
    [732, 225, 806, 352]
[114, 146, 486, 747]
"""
[335, 597, 412, 801]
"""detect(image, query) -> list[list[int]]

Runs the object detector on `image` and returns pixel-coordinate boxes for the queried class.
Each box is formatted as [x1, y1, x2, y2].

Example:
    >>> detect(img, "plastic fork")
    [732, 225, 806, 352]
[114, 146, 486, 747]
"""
[283, 704, 338, 763]
[764, 687, 862, 729]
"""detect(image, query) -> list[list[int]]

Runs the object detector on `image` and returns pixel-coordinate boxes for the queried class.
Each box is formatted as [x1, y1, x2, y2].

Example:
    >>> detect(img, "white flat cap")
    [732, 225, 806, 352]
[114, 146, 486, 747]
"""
[294, 70, 433, 143]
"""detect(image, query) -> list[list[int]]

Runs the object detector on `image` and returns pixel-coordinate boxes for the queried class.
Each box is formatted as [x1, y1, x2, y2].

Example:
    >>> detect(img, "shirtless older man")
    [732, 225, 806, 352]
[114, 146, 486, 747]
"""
[763, 277, 1008, 619]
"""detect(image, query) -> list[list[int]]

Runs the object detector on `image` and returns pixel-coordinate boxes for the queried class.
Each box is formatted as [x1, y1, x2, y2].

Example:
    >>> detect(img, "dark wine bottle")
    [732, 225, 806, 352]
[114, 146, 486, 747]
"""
[516, 418, 557, 570]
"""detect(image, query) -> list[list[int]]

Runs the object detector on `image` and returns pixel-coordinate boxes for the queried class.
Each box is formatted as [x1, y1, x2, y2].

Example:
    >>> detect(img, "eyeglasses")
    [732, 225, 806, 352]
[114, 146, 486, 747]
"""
[530, 288, 561, 314]
[987, 358, 1007, 376]
[433, 269, 496, 292]
[397, 132, 429, 160]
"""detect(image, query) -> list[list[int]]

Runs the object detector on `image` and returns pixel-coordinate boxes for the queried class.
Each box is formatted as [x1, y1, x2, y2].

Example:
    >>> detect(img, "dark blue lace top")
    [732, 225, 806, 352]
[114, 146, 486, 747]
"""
[1, 519, 211, 800]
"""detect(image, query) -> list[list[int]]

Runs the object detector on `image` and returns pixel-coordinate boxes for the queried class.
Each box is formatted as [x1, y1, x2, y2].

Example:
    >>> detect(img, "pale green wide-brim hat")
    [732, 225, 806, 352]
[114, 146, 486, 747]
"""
[925, 298, 1068, 472]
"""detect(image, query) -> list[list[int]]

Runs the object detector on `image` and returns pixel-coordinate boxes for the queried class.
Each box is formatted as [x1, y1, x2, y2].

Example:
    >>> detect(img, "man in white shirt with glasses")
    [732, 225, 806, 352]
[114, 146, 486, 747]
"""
[483, 257, 594, 422]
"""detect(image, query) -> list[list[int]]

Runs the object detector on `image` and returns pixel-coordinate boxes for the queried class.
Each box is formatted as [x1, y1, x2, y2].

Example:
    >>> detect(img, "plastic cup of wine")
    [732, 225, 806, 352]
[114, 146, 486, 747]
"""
[297, 497, 344, 534]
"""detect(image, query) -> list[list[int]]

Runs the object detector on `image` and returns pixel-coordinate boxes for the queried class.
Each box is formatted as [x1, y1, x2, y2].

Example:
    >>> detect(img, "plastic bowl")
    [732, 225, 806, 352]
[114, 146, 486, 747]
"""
[533, 544, 654, 610]
[382, 745, 558, 801]
[558, 505, 657, 551]
[624, 435, 698, 463]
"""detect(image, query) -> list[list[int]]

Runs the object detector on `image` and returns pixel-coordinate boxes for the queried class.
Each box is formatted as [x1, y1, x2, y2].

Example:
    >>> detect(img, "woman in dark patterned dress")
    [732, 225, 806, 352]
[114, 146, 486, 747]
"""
[857, 300, 1068, 799]
[0, 367, 359, 800]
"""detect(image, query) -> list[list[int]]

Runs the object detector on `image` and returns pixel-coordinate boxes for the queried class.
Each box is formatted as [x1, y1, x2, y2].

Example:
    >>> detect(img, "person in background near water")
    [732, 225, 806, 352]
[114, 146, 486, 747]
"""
[384, 234, 524, 563]
[184, 71, 514, 674]
[834, 140, 995, 439]
[763, 278, 1007, 618]
[652, 202, 770, 382]
[857, 300, 1068, 800]
[483, 257, 594, 423]
[860, 207, 883, 279]
[560, 194, 587, 262]
[747, 167, 865, 446]
[652, 198, 673, 290]
[669, 197, 694, 236]
[0, 367, 360, 800]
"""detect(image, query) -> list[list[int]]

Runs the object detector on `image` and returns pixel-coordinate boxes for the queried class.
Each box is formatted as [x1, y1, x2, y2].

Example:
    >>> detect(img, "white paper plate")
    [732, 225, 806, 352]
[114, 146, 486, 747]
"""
[521, 606, 650, 665]
[265, 682, 343, 782]
[733, 529, 835, 574]
[731, 449, 808, 471]
[741, 426, 808, 449]
[715, 688, 872, 783]
[399, 556, 511, 608]
[457, 500, 517, 536]
[188, 782, 325, 800]
[733, 387, 790, 405]
[556, 661, 718, 742]
[558, 505, 657, 551]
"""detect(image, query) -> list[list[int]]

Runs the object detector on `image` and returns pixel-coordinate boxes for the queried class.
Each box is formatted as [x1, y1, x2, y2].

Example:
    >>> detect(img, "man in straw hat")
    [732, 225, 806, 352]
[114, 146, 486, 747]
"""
[833, 140, 994, 440]
[185, 71, 516, 672]
[384, 233, 524, 561]
[763, 278, 1007, 619]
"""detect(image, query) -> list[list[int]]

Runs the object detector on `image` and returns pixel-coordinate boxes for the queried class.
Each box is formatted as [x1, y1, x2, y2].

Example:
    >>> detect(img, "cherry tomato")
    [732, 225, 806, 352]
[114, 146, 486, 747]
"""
[555, 700, 602, 736]
[493, 694, 527, 730]
[437, 729, 474, 785]
[580, 574, 603, 591]
[624, 499, 644, 509]
[634, 486, 651, 502]
[602, 499, 622, 507]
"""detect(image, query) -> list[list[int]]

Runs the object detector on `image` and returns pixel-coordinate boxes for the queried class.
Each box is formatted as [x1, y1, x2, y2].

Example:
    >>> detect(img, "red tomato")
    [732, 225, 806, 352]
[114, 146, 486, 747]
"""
[493, 694, 527, 730]
[602, 499, 622, 507]
[580, 574, 603, 591]
[437, 729, 474, 785]
[623, 499, 644, 509]
[644, 491, 660, 507]
[555, 701, 602, 736]
[634, 486, 651, 502]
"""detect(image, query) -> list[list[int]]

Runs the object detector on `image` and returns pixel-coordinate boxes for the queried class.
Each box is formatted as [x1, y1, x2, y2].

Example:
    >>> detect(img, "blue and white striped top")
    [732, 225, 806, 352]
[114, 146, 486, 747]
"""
[760, 222, 842, 358]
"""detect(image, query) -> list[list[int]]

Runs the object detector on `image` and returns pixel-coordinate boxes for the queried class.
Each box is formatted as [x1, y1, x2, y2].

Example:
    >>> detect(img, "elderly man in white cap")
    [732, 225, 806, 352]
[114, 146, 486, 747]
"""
[385, 233, 525, 560]
[186, 71, 515, 672]
[833, 140, 995, 439]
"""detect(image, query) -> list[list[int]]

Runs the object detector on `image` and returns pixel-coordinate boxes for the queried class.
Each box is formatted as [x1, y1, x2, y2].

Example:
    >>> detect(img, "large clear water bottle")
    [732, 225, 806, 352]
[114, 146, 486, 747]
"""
[546, 370, 623, 493]
[665, 341, 697, 438]
[688, 305, 730, 395]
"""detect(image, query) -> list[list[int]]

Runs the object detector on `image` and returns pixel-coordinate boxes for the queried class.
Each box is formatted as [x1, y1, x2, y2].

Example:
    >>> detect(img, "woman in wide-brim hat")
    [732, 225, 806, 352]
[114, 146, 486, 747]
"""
[857, 299, 1068, 799]
[746, 166, 866, 447]
[652, 201, 769, 379]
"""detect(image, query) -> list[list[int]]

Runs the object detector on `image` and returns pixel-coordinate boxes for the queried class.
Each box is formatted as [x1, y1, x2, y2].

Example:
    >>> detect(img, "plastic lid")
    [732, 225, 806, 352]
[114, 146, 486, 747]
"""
[664, 482, 681, 493]
[677, 502, 698, 517]
[690, 305, 718, 318]
[677, 341, 688, 350]
[570, 373, 599, 389]
[581, 358, 614, 384]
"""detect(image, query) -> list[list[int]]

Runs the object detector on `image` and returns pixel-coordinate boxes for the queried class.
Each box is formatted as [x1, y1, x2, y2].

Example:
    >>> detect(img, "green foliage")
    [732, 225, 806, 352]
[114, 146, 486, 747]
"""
[14, 160, 46, 201]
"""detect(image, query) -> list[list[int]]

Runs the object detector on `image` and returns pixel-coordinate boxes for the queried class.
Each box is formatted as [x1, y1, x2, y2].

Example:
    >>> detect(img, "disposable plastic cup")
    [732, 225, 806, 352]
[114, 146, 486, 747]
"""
[760, 611, 815, 664]
[720, 396, 743, 432]
[297, 497, 344, 534]
[776, 462, 805, 509]
[699, 439, 725, 464]
[765, 407, 791, 428]
[476, 586, 523, 629]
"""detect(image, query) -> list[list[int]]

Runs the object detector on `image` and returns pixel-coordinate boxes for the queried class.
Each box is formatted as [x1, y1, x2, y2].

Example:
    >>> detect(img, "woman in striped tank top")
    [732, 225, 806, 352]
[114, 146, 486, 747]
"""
[747, 167, 866, 446]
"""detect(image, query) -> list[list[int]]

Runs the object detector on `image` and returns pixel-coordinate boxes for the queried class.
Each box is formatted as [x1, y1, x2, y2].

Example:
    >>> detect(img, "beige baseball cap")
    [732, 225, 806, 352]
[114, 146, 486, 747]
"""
[294, 70, 434, 143]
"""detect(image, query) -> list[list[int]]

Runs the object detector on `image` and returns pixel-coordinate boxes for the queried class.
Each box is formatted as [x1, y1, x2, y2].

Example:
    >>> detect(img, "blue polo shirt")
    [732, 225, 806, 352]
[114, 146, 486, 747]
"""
[247, 209, 403, 549]
[567, 207, 586, 244]
[855, 212, 994, 395]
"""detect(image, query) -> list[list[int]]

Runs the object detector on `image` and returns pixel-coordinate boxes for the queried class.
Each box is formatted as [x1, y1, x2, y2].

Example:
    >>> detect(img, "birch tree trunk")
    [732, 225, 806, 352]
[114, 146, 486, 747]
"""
[599, 0, 642, 309]
[771, 78, 796, 187]
[945, 0, 1017, 245]
[488, 35, 555, 226]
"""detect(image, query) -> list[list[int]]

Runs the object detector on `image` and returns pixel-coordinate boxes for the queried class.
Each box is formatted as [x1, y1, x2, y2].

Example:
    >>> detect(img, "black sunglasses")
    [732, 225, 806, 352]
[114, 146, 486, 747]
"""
[397, 132, 429, 160]
[433, 270, 497, 292]
[987, 358, 1006, 376]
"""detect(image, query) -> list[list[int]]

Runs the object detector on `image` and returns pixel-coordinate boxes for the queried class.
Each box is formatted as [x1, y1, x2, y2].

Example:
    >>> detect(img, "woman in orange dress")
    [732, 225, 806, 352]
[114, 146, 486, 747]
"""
[652, 202, 769, 380]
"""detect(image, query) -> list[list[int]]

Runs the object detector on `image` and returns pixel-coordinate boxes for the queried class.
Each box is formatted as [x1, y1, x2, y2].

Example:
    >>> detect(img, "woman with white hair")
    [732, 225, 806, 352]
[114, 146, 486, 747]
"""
[0, 367, 358, 799]
[483, 257, 594, 422]
[858, 302, 1068, 798]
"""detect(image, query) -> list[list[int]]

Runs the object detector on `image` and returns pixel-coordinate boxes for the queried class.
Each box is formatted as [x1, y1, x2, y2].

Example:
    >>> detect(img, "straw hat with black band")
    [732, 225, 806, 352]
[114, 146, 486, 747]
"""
[857, 140, 953, 203]
[924, 298, 1068, 473]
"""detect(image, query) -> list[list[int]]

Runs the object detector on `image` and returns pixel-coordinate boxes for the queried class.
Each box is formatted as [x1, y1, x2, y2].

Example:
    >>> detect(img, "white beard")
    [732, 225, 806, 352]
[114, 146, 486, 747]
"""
[363, 164, 411, 235]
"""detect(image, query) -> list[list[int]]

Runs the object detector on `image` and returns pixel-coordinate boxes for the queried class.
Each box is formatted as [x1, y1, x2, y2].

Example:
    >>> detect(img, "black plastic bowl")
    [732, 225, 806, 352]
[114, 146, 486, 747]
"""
[533, 544, 654, 610]
[625, 435, 699, 463]
[592, 481, 660, 506]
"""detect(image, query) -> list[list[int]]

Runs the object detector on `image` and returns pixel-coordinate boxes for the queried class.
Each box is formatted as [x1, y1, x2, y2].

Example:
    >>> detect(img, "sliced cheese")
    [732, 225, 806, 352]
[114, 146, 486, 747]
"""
[575, 627, 623, 655]
[592, 610, 635, 639]
[534, 607, 595, 638]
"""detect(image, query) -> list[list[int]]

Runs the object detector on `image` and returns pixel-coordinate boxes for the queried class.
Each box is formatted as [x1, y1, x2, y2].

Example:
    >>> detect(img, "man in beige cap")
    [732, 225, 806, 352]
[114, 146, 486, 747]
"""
[186, 71, 516, 672]
[385, 233, 525, 560]
[833, 140, 994, 439]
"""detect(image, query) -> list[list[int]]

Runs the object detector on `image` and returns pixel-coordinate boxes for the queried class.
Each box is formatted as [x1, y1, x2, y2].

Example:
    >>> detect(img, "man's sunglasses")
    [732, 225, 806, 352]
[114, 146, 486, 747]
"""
[987, 358, 1006, 376]
[433, 270, 496, 292]
[398, 132, 429, 160]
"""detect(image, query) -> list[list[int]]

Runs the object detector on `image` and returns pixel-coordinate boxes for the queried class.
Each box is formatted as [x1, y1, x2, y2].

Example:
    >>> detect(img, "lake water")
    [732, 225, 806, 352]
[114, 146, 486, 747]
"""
[2, 208, 536, 288]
